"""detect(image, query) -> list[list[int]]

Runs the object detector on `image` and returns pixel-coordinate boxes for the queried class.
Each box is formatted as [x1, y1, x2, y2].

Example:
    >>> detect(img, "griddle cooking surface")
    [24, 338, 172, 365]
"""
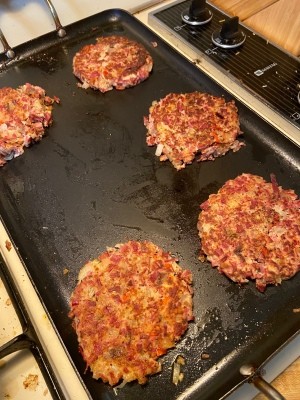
[0, 9, 300, 400]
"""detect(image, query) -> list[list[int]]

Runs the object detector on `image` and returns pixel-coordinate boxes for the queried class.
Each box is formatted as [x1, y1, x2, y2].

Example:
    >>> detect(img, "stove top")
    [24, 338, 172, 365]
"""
[149, 0, 300, 136]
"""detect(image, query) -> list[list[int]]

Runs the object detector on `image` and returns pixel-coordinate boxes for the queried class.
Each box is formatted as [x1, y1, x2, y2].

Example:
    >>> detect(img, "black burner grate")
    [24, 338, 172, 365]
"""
[151, 0, 300, 129]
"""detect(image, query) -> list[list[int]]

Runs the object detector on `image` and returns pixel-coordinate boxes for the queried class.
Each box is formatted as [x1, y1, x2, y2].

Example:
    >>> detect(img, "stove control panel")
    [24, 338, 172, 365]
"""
[149, 0, 300, 130]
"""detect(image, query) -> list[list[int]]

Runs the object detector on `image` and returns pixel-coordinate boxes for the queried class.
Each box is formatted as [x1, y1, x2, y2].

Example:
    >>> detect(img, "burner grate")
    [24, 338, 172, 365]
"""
[150, 0, 300, 130]
[0, 254, 66, 400]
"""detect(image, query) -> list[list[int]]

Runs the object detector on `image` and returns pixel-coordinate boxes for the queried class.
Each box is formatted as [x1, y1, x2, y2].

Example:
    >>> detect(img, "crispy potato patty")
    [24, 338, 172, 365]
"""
[73, 35, 153, 92]
[198, 173, 300, 292]
[144, 92, 243, 170]
[0, 83, 59, 166]
[69, 241, 194, 386]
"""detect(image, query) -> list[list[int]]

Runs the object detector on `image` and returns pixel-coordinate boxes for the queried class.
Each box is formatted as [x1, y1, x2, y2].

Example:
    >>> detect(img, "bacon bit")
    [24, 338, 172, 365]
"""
[5, 240, 12, 251]
[293, 308, 300, 313]
[261, 246, 269, 258]
[211, 131, 221, 143]
[201, 352, 210, 360]
[23, 373, 39, 390]
[198, 250, 206, 262]
[176, 355, 185, 365]
[270, 173, 280, 198]
[151, 41, 158, 48]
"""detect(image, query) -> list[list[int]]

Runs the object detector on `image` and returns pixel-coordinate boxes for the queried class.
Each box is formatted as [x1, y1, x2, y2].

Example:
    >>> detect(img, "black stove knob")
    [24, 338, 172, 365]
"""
[181, 0, 213, 26]
[212, 16, 246, 49]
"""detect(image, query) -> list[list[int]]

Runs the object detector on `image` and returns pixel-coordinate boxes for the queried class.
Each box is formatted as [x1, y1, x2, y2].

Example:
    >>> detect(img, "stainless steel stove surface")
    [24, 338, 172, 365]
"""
[0, 255, 59, 400]
[149, 0, 300, 146]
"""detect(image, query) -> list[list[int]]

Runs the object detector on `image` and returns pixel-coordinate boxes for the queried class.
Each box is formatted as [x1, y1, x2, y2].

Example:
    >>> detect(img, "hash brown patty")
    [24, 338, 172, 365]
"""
[69, 240, 194, 386]
[198, 173, 300, 292]
[0, 83, 59, 167]
[73, 35, 153, 92]
[144, 92, 243, 170]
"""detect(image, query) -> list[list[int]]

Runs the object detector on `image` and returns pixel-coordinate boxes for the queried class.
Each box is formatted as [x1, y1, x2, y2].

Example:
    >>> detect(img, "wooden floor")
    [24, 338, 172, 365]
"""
[210, 0, 300, 56]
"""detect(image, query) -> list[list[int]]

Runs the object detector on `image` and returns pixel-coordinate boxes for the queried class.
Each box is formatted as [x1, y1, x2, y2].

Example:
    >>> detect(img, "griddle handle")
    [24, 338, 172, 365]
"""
[240, 364, 286, 400]
[43, 0, 66, 38]
[252, 375, 286, 400]
[0, 28, 15, 59]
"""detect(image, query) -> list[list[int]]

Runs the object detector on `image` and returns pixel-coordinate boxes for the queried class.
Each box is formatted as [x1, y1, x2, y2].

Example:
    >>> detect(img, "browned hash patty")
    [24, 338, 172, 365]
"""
[198, 173, 300, 292]
[0, 83, 59, 167]
[73, 35, 153, 92]
[144, 92, 243, 170]
[69, 240, 194, 386]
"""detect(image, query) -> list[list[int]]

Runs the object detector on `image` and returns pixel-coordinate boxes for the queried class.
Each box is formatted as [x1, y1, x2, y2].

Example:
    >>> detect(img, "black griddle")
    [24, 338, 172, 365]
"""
[0, 9, 300, 400]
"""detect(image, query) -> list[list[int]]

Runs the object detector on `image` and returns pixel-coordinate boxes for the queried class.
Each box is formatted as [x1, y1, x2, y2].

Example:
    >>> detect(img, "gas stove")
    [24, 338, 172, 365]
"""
[148, 0, 300, 147]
